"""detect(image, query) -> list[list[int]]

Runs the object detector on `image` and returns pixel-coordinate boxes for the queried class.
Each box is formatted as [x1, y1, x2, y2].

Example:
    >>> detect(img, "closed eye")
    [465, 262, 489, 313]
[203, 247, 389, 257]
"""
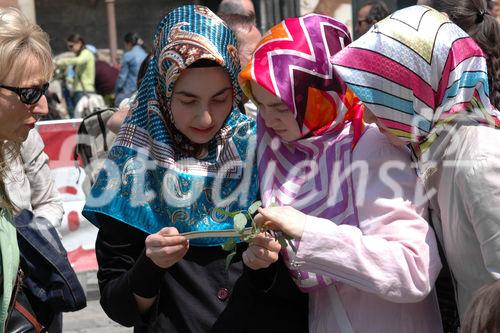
[211, 91, 232, 104]
[212, 98, 228, 104]
[179, 99, 196, 105]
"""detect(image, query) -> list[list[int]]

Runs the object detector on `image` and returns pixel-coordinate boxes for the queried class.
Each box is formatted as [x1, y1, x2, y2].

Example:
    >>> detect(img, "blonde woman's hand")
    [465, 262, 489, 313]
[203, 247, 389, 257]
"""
[145, 227, 189, 269]
[254, 206, 306, 239]
[243, 232, 281, 270]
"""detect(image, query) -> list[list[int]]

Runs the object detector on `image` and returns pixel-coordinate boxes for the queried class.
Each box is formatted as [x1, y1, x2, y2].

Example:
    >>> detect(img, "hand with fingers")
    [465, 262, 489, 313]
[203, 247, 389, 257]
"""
[254, 206, 307, 239]
[243, 232, 281, 270]
[145, 227, 189, 269]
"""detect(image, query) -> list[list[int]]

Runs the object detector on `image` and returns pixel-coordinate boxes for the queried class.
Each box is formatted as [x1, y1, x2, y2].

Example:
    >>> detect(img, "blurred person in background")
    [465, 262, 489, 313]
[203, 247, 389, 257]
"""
[218, 12, 261, 118]
[460, 280, 500, 333]
[86, 45, 119, 106]
[56, 34, 96, 117]
[114, 32, 147, 107]
[356, 0, 390, 36]
[95, 59, 119, 106]
[490, 0, 500, 19]
[218, 13, 261, 69]
[107, 54, 150, 134]
[217, 0, 255, 16]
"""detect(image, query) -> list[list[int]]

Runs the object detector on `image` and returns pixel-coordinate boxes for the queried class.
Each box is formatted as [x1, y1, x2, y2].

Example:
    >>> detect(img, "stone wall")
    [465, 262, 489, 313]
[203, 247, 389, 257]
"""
[34, 0, 208, 56]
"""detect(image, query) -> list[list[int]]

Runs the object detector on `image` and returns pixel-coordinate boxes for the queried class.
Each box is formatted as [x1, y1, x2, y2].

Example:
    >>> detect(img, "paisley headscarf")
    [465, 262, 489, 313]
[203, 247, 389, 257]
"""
[83, 5, 258, 246]
[332, 5, 500, 176]
[240, 14, 364, 291]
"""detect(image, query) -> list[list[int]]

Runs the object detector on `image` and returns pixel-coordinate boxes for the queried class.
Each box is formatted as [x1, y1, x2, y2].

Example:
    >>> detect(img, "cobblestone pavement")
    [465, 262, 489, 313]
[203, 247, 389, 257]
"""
[63, 271, 132, 333]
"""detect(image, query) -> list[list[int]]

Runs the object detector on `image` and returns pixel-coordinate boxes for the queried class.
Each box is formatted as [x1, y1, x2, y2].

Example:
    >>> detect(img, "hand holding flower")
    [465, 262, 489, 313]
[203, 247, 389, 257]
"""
[243, 232, 281, 270]
[145, 227, 189, 269]
[254, 206, 306, 239]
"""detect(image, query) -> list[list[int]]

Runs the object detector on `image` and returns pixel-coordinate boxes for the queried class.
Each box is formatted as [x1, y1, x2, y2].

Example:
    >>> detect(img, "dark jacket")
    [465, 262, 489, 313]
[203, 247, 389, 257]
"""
[95, 215, 309, 333]
[95, 60, 119, 96]
[15, 210, 86, 327]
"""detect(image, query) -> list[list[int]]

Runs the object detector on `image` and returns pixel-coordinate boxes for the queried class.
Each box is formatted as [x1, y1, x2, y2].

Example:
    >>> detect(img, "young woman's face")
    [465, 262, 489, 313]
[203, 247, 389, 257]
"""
[0, 59, 49, 143]
[170, 66, 233, 144]
[250, 81, 301, 142]
[67, 40, 82, 54]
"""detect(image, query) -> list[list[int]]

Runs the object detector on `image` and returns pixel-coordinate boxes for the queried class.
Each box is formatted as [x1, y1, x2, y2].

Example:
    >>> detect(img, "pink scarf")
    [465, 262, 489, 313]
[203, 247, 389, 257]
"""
[240, 14, 364, 291]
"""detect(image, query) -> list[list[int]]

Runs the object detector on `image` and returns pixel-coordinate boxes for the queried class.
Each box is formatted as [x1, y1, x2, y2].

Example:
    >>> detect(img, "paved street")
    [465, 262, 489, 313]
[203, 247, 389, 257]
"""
[63, 271, 133, 333]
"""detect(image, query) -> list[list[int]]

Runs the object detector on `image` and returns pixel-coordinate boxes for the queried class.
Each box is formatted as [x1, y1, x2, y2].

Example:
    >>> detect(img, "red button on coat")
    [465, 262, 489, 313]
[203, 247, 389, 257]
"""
[217, 288, 229, 301]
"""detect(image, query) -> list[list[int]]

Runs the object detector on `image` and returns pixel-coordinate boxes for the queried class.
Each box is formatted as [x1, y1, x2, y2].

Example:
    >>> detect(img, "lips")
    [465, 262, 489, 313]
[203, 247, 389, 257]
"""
[190, 126, 215, 134]
[25, 122, 36, 129]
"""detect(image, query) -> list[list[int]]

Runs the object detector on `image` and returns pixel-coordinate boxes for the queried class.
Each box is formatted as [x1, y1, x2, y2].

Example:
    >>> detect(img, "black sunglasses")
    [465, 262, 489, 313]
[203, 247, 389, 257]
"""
[0, 82, 49, 105]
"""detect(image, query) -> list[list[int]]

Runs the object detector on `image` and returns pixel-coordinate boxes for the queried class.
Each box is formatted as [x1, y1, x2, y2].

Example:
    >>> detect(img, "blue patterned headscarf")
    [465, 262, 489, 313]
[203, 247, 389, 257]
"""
[82, 5, 258, 246]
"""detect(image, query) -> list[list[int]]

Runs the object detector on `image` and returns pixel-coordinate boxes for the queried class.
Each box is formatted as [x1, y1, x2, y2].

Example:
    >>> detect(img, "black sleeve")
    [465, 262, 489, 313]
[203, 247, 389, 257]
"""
[95, 215, 166, 327]
[244, 254, 307, 302]
[243, 258, 278, 293]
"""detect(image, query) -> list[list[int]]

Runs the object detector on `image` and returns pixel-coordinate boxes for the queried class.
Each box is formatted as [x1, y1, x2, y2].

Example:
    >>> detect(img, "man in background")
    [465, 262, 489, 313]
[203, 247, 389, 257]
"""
[218, 13, 261, 69]
[356, 0, 390, 36]
[218, 5, 261, 118]
[218, 0, 255, 16]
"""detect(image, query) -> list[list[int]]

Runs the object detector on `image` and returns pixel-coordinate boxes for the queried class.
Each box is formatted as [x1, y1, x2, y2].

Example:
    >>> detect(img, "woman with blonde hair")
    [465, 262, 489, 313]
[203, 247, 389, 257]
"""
[0, 6, 53, 331]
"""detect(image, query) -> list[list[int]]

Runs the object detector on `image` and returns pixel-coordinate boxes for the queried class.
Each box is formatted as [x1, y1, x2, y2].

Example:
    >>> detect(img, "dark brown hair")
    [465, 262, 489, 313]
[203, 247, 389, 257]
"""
[427, 0, 500, 109]
[361, 0, 390, 24]
[460, 280, 500, 333]
[66, 33, 86, 54]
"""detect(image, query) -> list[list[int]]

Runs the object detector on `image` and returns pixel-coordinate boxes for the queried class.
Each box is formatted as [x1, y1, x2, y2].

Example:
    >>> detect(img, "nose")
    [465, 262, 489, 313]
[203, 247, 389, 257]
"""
[196, 107, 213, 128]
[29, 95, 49, 117]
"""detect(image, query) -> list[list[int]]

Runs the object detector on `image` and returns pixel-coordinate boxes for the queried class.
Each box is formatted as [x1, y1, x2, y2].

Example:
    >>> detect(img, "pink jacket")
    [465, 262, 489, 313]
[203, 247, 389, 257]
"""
[289, 126, 443, 332]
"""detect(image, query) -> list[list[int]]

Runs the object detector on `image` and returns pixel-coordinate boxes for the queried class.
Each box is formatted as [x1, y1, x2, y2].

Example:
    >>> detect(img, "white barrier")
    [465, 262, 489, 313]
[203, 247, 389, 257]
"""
[36, 119, 98, 272]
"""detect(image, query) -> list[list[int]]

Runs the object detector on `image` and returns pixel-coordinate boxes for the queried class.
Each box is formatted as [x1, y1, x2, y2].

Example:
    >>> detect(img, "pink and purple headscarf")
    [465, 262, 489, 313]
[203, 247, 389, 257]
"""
[240, 14, 364, 291]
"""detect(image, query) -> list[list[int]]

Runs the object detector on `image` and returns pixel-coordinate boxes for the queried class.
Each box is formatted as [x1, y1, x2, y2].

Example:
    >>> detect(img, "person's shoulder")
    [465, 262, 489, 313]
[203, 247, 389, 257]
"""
[82, 48, 93, 57]
[452, 125, 500, 180]
[135, 45, 147, 56]
[122, 50, 135, 62]
[354, 124, 412, 163]
[457, 125, 500, 157]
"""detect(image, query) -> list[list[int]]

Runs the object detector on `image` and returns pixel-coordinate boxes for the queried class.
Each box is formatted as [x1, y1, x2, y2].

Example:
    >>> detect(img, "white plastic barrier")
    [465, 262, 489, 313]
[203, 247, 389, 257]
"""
[36, 119, 98, 272]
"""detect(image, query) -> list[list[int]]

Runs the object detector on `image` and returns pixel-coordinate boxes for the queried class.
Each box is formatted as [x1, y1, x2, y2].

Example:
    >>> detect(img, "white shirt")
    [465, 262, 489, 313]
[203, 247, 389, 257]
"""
[425, 125, 500, 318]
[4, 130, 64, 227]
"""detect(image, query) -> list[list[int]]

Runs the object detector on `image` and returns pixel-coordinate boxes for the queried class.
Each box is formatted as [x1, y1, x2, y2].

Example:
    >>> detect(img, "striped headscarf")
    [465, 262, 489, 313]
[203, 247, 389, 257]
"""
[240, 14, 364, 291]
[332, 5, 500, 160]
[83, 5, 259, 246]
